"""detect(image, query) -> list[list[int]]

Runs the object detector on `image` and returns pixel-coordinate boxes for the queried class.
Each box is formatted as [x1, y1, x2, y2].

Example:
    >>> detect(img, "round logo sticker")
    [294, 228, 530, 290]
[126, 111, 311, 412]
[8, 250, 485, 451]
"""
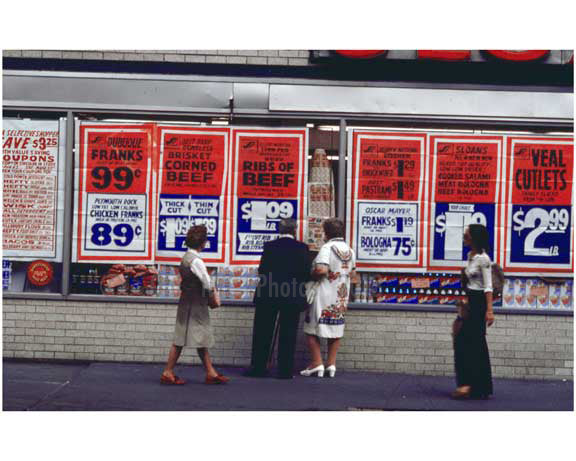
[27, 260, 54, 286]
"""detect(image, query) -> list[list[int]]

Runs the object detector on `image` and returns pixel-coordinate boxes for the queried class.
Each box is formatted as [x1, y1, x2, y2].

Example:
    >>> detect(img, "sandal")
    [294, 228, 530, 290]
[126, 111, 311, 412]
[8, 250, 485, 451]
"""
[205, 374, 230, 385]
[160, 374, 186, 385]
[450, 389, 471, 400]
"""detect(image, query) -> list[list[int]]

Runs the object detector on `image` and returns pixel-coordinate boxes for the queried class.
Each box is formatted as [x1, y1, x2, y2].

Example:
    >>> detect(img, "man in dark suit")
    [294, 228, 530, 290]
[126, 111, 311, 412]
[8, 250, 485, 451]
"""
[244, 218, 311, 379]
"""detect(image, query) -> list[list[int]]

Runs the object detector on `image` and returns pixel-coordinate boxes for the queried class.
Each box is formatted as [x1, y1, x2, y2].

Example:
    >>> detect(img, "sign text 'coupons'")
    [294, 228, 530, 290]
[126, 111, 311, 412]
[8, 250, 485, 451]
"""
[504, 137, 574, 274]
[428, 135, 503, 270]
[2, 119, 66, 261]
[231, 128, 308, 264]
[156, 126, 229, 264]
[73, 123, 155, 262]
[347, 131, 427, 271]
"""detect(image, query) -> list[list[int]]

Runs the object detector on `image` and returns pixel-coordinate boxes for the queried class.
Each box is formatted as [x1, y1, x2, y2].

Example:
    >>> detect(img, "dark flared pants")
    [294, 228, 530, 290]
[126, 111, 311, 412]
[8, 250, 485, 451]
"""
[250, 303, 300, 377]
[454, 290, 494, 397]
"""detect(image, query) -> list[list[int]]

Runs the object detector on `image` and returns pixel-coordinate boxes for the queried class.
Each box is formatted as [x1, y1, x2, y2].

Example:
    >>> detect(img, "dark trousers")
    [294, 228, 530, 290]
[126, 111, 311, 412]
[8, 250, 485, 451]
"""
[454, 290, 494, 396]
[250, 303, 301, 376]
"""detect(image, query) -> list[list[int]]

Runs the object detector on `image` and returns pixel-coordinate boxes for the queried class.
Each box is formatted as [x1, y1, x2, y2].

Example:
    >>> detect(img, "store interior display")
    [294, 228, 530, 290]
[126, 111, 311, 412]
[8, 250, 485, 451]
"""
[352, 272, 573, 310]
[215, 266, 259, 301]
[307, 148, 336, 251]
[2, 259, 62, 293]
[5, 255, 571, 311]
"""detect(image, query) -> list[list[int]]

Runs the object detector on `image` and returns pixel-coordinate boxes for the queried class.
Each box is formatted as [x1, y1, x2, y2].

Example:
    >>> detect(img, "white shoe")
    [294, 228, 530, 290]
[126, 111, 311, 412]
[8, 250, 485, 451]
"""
[326, 365, 336, 378]
[300, 364, 325, 377]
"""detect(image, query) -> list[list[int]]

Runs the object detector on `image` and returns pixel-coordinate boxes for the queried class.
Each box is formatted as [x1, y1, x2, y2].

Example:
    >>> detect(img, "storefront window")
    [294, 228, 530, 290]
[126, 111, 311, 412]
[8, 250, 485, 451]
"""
[2, 117, 67, 293]
[344, 124, 574, 311]
[3, 113, 572, 311]
[68, 118, 335, 300]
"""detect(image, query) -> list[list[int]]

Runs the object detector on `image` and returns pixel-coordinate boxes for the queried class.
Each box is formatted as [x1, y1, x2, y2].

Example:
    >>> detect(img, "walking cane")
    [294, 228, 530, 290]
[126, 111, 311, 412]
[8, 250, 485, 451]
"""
[266, 315, 280, 370]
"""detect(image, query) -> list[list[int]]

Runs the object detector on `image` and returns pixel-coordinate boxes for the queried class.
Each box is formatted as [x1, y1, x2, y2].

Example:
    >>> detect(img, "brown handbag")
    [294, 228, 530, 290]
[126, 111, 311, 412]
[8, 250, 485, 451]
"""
[208, 289, 221, 309]
[452, 299, 470, 338]
[452, 268, 470, 338]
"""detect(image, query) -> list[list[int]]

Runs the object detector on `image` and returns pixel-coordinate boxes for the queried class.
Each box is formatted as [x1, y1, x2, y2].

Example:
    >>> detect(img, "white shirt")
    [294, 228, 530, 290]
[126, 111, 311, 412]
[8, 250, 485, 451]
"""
[277, 234, 294, 239]
[465, 252, 493, 293]
[187, 249, 212, 291]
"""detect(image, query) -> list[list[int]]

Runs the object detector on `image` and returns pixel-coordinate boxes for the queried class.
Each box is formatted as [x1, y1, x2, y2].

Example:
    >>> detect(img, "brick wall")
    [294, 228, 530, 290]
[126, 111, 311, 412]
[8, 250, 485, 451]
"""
[3, 299, 573, 380]
[2, 50, 312, 67]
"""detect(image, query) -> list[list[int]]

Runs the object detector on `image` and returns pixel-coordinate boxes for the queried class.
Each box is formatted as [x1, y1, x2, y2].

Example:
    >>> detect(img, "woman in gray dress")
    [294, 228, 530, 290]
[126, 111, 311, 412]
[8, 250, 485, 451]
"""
[160, 225, 229, 385]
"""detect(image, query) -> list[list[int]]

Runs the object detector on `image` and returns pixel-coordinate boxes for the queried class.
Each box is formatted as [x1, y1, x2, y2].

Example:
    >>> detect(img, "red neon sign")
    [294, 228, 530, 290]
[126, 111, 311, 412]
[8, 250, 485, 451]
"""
[333, 50, 553, 63]
[484, 50, 550, 61]
[334, 50, 387, 59]
[418, 50, 471, 61]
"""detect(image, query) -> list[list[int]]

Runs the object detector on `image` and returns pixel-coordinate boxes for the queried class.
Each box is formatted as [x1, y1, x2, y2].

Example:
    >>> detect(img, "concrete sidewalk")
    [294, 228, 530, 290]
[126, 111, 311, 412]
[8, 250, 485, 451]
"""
[2, 359, 573, 411]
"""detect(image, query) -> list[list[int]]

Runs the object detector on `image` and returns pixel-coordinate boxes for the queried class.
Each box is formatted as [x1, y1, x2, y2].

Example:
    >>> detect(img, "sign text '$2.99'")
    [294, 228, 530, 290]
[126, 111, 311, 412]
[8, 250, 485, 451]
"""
[513, 207, 569, 257]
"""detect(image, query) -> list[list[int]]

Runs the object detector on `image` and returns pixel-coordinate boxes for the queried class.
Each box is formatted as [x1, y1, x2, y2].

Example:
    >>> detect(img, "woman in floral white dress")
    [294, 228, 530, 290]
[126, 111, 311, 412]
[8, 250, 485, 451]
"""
[302, 219, 356, 378]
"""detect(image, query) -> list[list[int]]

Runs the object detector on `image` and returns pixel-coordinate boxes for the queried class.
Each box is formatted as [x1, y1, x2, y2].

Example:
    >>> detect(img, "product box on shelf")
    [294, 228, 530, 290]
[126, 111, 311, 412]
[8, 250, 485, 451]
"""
[514, 278, 527, 308]
[412, 277, 430, 289]
[230, 267, 258, 277]
[536, 281, 549, 309]
[375, 292, 397, 304]
[228, 290, 254, 301]
[549, 282, 562, 309]
[438, 296, 457, 305]
[216, 275, 229, 289]
[428, 274, 441, 289]
[560, 280, 573, 309]
[398, 293, 419, 304]
[502, 278, 515, 308]
[380, 275, 398, 289]
[398, 276, 412, 289]
[441, 275, 461, 290]
[352, 283, 362, 302]
[525, 278, 539, 308]
[230, 277, 259, 290]
[421, 295, 440, 305]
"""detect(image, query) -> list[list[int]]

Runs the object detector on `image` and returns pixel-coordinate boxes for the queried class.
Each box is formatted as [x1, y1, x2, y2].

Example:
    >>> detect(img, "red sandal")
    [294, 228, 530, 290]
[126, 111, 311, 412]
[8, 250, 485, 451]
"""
[160, 374, 186, 385]
[205, 374, 230, 385]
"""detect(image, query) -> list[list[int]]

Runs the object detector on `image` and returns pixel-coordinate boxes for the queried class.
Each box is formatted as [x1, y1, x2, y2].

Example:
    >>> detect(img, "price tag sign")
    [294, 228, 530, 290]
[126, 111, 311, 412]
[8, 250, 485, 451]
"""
[84, 194, 146, 252]
[356, 202, 418, 262]
[73, 124, 155, 262]
[504, 137, 574, 274]
[347, 131, 427, 271]
[230, 129, 308, 264]
[236, 198, 299, 255]
[157, 195, 221, 255]
[428, 136, 503, 270]
[155, 127, 229, 265]
[432, 202, 495, 263]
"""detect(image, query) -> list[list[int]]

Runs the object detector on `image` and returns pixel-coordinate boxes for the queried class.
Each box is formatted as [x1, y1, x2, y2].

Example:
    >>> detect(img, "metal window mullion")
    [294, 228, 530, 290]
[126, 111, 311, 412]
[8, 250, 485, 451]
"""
[61, 111, 75, 297]
[337, 119, 347, 220]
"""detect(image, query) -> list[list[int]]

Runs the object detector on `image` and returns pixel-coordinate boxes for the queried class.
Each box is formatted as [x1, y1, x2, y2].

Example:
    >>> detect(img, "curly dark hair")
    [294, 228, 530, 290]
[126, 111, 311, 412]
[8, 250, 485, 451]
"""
[468, 224, 491, 254]
[185, 225, 208, 250]
[323, 218, 345, 240]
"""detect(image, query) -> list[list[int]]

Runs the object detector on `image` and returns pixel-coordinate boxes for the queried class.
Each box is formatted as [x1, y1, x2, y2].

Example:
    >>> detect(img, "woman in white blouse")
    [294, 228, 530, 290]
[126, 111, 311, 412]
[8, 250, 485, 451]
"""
[452, 224, 494, 399]
[161, 225, 229, 385]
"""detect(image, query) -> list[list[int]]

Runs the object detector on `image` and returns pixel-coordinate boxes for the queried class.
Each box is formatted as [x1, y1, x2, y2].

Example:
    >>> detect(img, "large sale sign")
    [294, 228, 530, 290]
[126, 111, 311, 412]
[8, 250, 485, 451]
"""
[155, 126, 229, 265]
[73, 123, 155, 262]
[503, 137, 574, 274]
[2, 119, 66, 261]
[347, 131, 427, 271]
[428, 135, 503, 270]
[230, 128, 308, 264]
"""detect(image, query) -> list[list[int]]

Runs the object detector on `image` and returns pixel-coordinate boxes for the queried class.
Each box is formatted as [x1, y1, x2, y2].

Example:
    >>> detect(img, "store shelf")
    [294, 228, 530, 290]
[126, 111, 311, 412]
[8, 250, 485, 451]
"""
[4, 292, 572, 316]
